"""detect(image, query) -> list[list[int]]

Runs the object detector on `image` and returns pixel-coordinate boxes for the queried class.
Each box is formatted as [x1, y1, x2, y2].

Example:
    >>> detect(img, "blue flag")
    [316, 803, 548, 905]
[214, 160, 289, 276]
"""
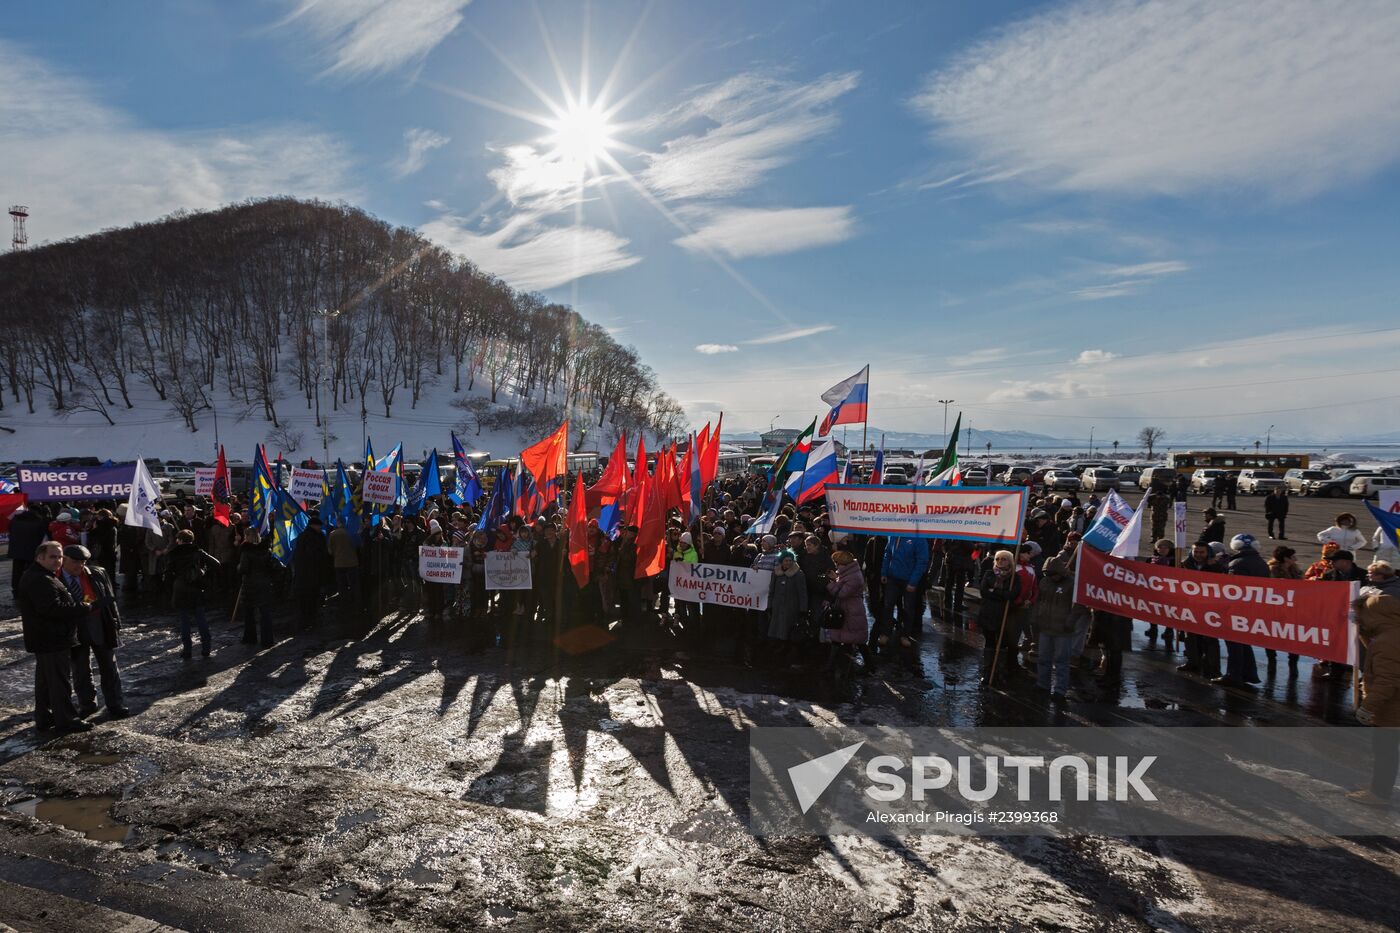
[1367, 501, 1400, 553]
[406, 449, 442, 516]
[478, 466, 513, 532]
[450, 432, 484, 506]
[270, 485, 310, 566]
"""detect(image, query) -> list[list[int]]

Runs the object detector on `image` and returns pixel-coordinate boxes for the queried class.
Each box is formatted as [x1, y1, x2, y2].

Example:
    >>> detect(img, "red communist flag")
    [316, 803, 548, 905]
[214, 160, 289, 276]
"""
[212, 445, 232, 527]
[635, 465, 669, 579]
[587, 433, 629, 509]
[520, 421, 569, 490]
[567, 472, 590, 588]
[701, 413, 723, 487]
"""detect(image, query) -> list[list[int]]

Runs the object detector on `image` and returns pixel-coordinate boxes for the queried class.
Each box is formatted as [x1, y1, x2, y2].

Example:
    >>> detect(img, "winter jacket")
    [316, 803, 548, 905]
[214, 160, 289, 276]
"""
[206, 520, 236, 565]
[1373, 526, 1400, 566]
[1263, 492, 1289, 519]
[18, 563, 88, 653]
[1317, 525, 1367, 552]
[7, 510, 49, 562]
[822, 562, 868, 644]
[882, 536, 930, 585]
[168, 543, 219, 611]
[237, 541, 282, 608]
[327, 527, 359, 568]
[64, 565, 121, 648]
[1357, 591, 1400, 726]
[1227, 547, 1270, 579]
[976, 568, 1021, 627]
[291, 527, 331, 595]
[1035, 549, 1078, 635]
[766, 565, 808, 640]
[1197, 518, 1227, 545]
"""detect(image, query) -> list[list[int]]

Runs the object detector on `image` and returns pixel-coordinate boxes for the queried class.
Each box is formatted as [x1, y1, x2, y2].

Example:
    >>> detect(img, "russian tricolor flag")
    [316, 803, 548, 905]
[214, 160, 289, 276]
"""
[784, 437, 840, 505]
[818, 365, 869, 436]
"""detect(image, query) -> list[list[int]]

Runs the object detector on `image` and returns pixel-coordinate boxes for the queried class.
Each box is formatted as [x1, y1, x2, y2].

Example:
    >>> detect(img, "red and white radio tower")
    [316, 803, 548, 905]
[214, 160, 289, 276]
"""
[9, 205, 28, 251]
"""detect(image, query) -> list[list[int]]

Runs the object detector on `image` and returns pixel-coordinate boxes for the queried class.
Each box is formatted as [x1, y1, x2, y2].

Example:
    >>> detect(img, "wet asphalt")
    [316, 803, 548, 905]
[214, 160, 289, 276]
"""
[0, 490, 1393, 932]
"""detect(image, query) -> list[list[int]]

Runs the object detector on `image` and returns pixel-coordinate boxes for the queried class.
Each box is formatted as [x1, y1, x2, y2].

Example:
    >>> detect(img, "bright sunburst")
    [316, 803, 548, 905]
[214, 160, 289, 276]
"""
[545, 100, 617, 176]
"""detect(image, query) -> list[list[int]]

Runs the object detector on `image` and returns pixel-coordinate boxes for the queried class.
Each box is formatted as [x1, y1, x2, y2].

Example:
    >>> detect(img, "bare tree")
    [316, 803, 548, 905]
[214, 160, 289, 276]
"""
[1137, 426, 1166, 458]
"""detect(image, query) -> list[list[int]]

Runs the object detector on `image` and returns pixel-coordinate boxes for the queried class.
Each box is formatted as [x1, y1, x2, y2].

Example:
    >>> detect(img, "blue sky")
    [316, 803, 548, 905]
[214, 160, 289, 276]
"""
[5, 0, 1400, 441]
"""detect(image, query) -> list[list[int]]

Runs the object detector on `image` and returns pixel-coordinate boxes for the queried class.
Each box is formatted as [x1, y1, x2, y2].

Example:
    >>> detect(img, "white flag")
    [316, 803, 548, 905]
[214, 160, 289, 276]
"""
[1110, 493, 1148, 558]
[124, 458, 163, 533]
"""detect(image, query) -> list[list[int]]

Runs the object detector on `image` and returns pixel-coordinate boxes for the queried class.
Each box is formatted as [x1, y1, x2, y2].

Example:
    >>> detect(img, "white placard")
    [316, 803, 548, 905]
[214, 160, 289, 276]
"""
[668, 561, 771, 610]
[824, 484, 1026, 545]
[195, 468, 215, 496]
[289, 467, 323, 502]
[1380, 490, 1400, 514]
[485, 551, 533, 590]
[1173, 501, 1188, 550]
[419, 545, 464, 584]
[362, 470, 397, 505]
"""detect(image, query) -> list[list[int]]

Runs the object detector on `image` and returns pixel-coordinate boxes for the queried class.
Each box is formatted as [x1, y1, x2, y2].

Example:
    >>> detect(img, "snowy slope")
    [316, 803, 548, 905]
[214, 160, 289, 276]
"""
[0, 369, 627, 465]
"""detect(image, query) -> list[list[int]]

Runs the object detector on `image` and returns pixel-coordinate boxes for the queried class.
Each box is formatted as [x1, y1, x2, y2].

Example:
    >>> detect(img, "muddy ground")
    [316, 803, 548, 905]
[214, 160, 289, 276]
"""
[0, 491, 1395, 931]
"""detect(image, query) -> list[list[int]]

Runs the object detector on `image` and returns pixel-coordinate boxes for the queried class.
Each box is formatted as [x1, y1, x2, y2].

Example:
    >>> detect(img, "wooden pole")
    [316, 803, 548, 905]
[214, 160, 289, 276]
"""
[228, 581, 244, 626]
[986, 538, 1024, 685]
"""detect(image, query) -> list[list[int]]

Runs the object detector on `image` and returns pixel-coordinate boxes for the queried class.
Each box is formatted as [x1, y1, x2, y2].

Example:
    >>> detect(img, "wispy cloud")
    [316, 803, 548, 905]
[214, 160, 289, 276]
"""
[420, 210, 639, 292]
[1072, 282, 1146, 301]
[0, 40, 356, 245]
[1101, 260, 1188, 278]
[914, 0, 1400, 198]
[1072, 257, 1188, 300]
[988, 378, 1106, 402]
[281, 0, 473, 79]
[643, 71, 859, 200]
[673, 206, 857, 258]
[391, 127, 449, 177]
[1073, 349, 1119, 366]
[746, 324, 837, 346]
[695, 343, 739, 355]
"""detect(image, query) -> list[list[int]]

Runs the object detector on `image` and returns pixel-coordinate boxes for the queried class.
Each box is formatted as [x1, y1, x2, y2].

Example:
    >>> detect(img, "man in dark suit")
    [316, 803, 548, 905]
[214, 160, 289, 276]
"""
[18, 541, 92, 732]
[61, 544, 129, 719]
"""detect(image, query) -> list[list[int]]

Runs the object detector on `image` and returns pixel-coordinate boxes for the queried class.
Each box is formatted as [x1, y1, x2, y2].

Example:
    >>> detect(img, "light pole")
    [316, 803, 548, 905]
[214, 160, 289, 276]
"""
[769, 415, 781, 433]
[1266, 424, 1275, 455]
[316, 309, 340, 466]
[938, 399, 954, 447]
[1088, 426, 1095, 458]
[199, 403, 220, 458]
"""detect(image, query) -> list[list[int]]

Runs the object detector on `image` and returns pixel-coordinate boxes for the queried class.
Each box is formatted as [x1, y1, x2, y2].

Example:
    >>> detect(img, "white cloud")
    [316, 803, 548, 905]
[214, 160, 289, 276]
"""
[1072, 281, 1146, 301]
[745, 324, 837, 346]
[420, 211, 639, 292]
[673, 206, 857, 259]
[282, 0, 473, 79]
[1101, 261, 1187, 278]
[988, 379, 1106, 402]
[695, 344, 739, 355]
[0, 40, 355, 245]
[643, 71, 859, 200]
[1074, 349, 1119, 366]
[391, 127, 449, 177]
[914, 0, 1400, 198]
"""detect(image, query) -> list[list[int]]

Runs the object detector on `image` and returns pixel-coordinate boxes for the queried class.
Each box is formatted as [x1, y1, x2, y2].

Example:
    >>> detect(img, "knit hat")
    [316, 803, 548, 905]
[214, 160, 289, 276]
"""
[428, 519, 442, 533]
[1333, 550, 1354, 562]
[680, 532, 692, 545]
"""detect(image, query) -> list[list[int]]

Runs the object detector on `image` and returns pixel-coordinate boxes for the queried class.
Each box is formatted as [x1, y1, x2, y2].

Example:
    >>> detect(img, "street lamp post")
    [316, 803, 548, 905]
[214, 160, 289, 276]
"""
[1088, 426, 1095, 458]
[938, 399, 954, 447]
[1266, 424, 1275, 455]
[769, 415, 780, 433]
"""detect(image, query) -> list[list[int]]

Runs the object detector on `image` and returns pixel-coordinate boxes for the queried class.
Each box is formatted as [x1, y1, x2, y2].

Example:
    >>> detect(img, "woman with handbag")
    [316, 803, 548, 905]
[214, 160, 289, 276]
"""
[822, 550, 868, 667]
[167, 529, 220, 659]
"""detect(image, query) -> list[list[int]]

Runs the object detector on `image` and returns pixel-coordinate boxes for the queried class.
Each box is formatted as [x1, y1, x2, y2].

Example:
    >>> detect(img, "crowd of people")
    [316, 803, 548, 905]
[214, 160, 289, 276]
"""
[7, 466, 1400, 802]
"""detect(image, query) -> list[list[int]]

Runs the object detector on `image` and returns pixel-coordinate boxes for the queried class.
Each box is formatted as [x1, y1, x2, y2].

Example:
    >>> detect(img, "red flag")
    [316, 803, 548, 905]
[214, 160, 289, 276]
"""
[701, 413, 723, 487]
[632, 436, 648, 486]
[212, 445, 232, 527]
[587, 434, 629, 508]
[678, 442, 694, 513]
[520, 421, 569, 489]
[567, 472, 590, 588]
[635, 467, 669, 579]
[0, 493, 27, 534]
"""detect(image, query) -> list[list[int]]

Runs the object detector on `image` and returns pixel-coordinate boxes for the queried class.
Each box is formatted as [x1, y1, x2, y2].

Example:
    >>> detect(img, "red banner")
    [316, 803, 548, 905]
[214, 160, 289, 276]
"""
[1074, 546, 1356, 663]
[0, 493, 26, 534]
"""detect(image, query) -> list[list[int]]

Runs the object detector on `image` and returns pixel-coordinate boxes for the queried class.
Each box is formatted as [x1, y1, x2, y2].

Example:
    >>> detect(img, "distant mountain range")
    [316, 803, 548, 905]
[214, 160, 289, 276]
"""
[722, 425, 1400, 453]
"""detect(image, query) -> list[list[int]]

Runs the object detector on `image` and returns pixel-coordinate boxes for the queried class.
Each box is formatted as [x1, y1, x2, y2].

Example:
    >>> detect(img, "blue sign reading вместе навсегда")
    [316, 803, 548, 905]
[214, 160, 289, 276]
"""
[17, 463, 136, 502]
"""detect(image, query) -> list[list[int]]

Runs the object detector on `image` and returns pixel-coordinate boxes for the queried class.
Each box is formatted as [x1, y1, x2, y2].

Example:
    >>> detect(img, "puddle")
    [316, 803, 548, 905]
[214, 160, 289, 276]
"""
[404, 865, 443, 885]
[326, 883, 359, 906]
[8, 794, 132, 843]
[74, 752, 125, 766]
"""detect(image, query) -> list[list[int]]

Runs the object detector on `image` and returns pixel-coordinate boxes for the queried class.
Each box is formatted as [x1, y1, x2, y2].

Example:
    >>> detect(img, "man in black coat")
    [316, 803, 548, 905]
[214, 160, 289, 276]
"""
[18, 541, 92, 732]
[1264, 488, 1289, 539]
[8, 505, 50, 601]
[61, 545, 129, 719]
[291, 516, 331, 629]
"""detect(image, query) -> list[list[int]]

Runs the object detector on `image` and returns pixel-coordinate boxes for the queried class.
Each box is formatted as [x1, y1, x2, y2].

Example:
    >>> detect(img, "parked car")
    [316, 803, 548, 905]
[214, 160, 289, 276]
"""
[1308, 471, 1377, 498]
[1081, 467, 1120, 492]
[1237, 469, 1285, 495]
[1351, 475, 1400, 499]
[1043, 470, 1081, 491]
[881, 472, 911, 486]
[1115, 465, 1143, 487]
[1283, 468, 1330, 494]
[167, 475, 200, 497]
[1190, 469, 1228, 493]
[999, 466, 1035, 486]
[1137, 467, 1177, 490]
[960, 468, 988, 487]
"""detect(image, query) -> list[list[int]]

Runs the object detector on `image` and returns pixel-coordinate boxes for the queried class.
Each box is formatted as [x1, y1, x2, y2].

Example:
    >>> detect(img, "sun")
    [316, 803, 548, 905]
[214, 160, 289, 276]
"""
[545, 100, 617, 175]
